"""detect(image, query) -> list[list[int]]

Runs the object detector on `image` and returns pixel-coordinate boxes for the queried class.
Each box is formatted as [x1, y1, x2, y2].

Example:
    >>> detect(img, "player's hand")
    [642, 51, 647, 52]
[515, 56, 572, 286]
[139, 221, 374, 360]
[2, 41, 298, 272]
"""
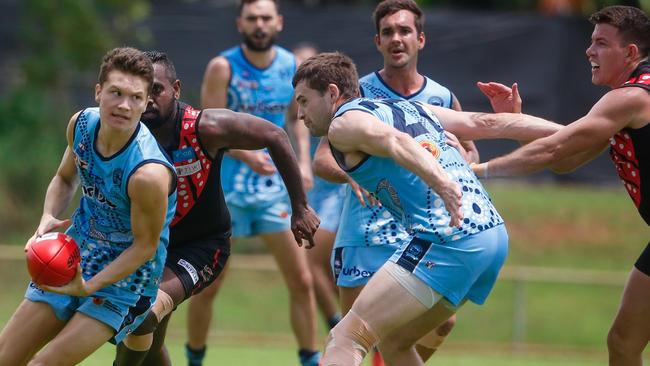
[40, 265, 91, 297]
[291, 205, 320, 249]
[348, 178, 379, 207]
[477, 82, 521, 113]
[436, 179, 463, 228]
[25, 214, 72, 252]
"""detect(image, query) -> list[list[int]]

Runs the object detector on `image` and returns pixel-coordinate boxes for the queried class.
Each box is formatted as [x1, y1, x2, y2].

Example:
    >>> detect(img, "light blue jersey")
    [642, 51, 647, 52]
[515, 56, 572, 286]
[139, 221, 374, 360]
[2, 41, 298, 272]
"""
[334, 98, 503, 243]
[334, 72, 454, 249]
[26, 108, 177, 343]
[70, 108, 176, 297]
[359, 72, 453, 107]
[333, 98, 507, 305]
[220, 45, 296, 206]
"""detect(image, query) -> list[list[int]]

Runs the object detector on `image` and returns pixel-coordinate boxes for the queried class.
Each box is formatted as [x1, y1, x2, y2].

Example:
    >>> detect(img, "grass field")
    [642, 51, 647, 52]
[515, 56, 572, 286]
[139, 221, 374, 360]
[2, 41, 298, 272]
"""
[1, 183, 650, 364]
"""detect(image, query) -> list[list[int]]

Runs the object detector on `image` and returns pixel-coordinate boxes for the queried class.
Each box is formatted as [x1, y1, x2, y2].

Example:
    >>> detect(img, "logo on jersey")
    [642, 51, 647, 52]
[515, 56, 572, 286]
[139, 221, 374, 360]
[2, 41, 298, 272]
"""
[172, 147, 196, 163]
[419, 141, 441, 159]
[178, 259, 199, 285]
[81, 184, 117, 209]
[112, 169, 123, 185]
[427, 96, 444, 106]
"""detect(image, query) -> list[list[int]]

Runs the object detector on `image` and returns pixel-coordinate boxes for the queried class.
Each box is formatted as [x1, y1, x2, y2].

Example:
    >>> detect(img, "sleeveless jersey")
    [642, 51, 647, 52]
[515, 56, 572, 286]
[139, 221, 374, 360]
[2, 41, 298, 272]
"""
[220, 45, 296, 205]
[333, 98, 503, 243]
[359, 72, 453, 108]
[610, 62, 650, 225]
[334, 73, 454, 248]
[70, 108, 176, 297]
[162, 103, 231, 244]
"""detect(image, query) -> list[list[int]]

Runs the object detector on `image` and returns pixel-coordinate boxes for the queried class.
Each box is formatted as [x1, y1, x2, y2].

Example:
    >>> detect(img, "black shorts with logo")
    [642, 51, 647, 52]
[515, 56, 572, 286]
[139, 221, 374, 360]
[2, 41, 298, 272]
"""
[635, 241, 650, 276]
[166, 237, 231, 300]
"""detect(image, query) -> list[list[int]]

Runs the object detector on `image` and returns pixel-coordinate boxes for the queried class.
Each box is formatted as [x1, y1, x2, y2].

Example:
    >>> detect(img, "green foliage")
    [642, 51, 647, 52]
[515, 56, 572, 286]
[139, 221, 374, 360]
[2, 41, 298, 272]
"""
[0, 0, 150, 239]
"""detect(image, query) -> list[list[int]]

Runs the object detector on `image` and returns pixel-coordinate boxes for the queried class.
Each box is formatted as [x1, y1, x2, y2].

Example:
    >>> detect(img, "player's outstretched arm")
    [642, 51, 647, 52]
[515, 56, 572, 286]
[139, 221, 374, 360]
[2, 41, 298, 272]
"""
[428, 105, 563, 143]
[28, 112, 81, 248]
[198, 109, 319, 247]
[329, 111, 463, 227]
[473, 87, 647, 177]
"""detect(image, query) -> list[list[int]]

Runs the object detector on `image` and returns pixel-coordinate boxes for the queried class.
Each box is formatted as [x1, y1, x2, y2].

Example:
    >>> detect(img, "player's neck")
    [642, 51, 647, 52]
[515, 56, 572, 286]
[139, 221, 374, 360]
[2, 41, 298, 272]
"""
[241, 45, 276, 69]
[149, 102, 180, 148]
[379, 67, 424, 96]
[96, 123, 138, 158]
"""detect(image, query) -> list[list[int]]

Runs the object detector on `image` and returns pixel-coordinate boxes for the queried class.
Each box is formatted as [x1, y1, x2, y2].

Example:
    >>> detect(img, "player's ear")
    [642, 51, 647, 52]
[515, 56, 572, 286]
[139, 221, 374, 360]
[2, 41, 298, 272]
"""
[374, 34, 380, 48]
[626, 43, 639, 62]
[94, 83, 102, 103]
[276, 14, 284, 32]
[418, 31, 425, 50]
[173, 80, 181, 100]
[327, 83, 340, 100]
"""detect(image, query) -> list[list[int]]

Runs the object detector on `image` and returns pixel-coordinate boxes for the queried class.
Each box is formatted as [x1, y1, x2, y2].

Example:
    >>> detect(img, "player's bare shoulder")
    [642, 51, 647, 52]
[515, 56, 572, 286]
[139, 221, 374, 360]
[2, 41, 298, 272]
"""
[203, 56, 231, 84]
[128, 162, 174, 199]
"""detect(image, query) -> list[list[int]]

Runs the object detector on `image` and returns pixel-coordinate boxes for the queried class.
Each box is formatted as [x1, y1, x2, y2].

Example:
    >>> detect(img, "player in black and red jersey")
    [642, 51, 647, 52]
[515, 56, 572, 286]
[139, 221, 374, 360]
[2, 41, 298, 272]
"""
[111, 51, 319, 366]
[472, 6, 650, 365]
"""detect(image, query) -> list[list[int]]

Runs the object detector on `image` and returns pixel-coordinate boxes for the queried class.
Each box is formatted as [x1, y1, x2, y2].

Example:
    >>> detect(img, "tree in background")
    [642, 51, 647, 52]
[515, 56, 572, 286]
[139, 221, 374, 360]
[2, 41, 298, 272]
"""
[0, 0, 150, 242]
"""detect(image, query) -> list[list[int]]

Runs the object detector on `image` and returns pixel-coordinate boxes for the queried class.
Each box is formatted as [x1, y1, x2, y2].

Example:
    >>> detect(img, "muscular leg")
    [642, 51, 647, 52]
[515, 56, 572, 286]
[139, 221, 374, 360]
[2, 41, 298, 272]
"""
[0, 300, 65, 366]
[186, 260, 231, 352]
[339, 286, 364, 316]
[322, 266, 434, 366]
[414, 314, 456, 361]
[607, 267, 650, 366]
[261, 230, 318, 351]
[28, 312, 113, 365]
[379, 304, 456, 365]
[307, 228, 340, 328]
[116, 268, 186, 366]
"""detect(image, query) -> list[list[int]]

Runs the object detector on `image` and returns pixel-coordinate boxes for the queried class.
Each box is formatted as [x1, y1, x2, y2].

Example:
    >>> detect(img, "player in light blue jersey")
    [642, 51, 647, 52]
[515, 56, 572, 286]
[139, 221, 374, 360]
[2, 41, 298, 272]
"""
[314, 1, 481, 363]
[192, 1, 320, 366]
[0, 47, 176, 366]
[293, 52, 562, 366]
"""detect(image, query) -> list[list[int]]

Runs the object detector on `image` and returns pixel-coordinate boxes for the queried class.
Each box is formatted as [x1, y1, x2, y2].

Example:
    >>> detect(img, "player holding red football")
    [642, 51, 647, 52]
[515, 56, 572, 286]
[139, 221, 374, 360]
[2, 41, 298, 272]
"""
[0, 47, 177, 366]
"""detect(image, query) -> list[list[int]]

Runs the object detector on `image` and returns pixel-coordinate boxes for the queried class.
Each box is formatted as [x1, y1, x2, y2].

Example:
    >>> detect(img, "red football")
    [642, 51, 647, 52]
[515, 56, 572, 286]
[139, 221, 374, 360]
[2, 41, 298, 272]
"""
[26, 232, 80, 287]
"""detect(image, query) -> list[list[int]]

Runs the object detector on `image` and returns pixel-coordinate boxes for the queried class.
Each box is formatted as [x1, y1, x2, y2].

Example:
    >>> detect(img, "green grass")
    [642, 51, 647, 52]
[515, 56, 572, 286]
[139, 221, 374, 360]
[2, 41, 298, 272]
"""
[2, 183, 650, 364]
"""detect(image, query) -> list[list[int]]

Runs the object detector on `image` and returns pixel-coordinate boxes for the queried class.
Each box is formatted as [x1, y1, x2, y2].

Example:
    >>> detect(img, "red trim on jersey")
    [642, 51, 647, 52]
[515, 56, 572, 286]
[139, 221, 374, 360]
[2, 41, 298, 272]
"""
[610, 131, 641, 208]
[171, 106, 212, 226]
[624, 72, 650, 86]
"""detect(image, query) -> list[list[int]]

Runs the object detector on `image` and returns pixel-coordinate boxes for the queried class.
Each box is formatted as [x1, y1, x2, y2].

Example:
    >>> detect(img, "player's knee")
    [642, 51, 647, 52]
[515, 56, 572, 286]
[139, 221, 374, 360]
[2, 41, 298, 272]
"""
[607, 324, 644, 357]
[131, 311, 160, 336]
[286, 269, 314, 296]
[321, 310, 379, 366]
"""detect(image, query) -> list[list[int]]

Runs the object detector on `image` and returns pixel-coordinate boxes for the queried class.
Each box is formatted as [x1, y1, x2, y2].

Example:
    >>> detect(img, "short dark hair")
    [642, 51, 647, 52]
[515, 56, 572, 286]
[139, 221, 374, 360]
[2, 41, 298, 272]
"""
[292, 52, 360, 100]
[98, 47, 153, 93]
[144, 50, 178, 83]
[589, 6, 650, 59]
[373, 0, 424, 34]
[238, 0, 280, 15]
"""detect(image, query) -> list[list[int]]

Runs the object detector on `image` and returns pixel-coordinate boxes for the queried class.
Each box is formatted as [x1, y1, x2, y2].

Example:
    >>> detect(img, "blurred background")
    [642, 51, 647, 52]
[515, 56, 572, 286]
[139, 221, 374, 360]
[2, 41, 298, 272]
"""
[0, 0, 649, 364]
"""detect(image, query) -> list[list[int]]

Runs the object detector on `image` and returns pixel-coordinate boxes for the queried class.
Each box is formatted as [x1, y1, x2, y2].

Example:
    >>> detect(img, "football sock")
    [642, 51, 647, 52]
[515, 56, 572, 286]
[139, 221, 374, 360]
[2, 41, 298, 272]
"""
[299, 348, 321, 366]
[114, 342, 149, 366]
[185, 344, 206, 366]
[327, 313, 342, 330]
